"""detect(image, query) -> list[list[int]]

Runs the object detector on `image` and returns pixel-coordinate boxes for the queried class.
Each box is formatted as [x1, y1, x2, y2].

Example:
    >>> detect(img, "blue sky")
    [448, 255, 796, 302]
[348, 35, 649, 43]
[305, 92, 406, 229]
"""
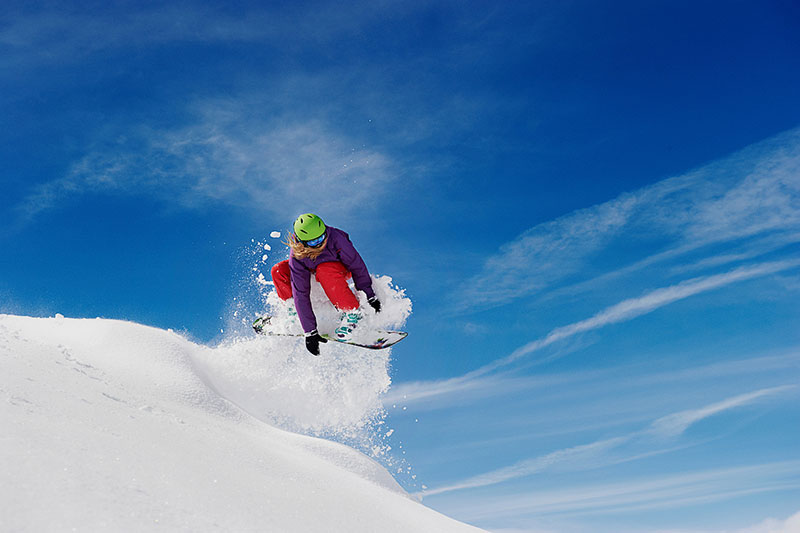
[2, 1, 800, 531]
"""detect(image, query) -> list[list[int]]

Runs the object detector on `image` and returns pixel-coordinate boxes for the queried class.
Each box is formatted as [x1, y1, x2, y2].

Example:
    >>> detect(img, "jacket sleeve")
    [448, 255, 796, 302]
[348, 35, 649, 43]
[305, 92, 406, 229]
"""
[335, 231, 376, 300]
[289, 257, 317, 333]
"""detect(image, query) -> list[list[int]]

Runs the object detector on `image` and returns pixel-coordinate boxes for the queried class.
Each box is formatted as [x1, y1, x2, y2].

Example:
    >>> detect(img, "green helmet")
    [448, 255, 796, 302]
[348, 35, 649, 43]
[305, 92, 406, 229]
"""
[293, 213, 326, 241]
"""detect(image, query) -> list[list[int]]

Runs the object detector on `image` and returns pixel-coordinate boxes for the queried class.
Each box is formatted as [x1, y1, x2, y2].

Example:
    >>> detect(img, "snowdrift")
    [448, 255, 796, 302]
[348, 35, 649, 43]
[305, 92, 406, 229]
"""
[0, 314, 483, 532]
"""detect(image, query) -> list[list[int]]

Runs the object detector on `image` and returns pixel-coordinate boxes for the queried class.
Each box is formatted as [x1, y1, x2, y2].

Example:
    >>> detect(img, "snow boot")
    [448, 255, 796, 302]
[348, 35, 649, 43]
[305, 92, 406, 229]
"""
[335, 308, 364, 340]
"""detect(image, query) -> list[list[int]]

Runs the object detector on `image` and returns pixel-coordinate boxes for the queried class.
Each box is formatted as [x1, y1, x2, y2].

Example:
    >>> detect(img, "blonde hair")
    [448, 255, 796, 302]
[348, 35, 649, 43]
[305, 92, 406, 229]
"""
[286, 233, 328, 260]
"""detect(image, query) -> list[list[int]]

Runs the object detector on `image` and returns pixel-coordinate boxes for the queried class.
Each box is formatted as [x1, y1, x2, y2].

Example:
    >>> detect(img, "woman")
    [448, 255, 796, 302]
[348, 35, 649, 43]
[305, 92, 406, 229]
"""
[271, 213, 381, 355]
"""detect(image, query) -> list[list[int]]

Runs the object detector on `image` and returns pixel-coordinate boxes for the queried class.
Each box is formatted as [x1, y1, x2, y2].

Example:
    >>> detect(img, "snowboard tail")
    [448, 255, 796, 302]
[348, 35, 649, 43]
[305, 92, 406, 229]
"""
[252, 316, 407, 350]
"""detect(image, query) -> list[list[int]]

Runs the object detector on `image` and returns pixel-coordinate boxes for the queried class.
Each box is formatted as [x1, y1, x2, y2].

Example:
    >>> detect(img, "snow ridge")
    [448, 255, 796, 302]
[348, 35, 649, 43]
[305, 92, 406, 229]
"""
[0, 313, 481, 532]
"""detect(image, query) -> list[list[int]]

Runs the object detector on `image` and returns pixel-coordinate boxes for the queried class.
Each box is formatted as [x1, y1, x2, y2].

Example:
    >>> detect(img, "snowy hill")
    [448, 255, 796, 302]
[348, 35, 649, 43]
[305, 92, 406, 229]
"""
[0, 314, 483, 532]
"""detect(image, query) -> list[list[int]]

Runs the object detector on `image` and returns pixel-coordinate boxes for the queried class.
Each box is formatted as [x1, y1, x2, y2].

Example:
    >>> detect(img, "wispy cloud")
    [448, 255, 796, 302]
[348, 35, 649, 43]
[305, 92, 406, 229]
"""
[643, 510, 800, 533]
[10, 99, 397, 229]
[422, 386, 796, 497]
[422, 437, 628, 497]
[0, 3, 409, 69]
[667, 232, 800, 276]
[386, 352, 800, 472]
[732, 510, 800, 533]
[2, 3, 436, 231]
[387, 349, 800, 410]
[447, 462, 800, 521]
[482, 259, 800, 375]
[647, 386, 796, 438]
[3, 3, 545, 232]
[453, 127, 800, 313]
[388, 258, 800, 407]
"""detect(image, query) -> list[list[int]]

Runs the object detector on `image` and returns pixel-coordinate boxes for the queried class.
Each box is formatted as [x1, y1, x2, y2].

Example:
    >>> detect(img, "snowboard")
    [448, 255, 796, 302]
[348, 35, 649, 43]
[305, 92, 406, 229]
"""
[252, 316, 407, 350]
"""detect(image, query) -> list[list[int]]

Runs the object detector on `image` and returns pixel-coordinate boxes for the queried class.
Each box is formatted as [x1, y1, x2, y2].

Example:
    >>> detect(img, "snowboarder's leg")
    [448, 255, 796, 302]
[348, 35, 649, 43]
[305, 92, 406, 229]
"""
[316, 262, 364, 340]
[315, 261, 359, 311]
[271, 260, 293, 301]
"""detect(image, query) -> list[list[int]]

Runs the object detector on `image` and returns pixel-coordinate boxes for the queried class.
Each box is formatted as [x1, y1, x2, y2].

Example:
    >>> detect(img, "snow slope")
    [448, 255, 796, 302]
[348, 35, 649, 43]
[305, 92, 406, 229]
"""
[0, 314, 483, 532]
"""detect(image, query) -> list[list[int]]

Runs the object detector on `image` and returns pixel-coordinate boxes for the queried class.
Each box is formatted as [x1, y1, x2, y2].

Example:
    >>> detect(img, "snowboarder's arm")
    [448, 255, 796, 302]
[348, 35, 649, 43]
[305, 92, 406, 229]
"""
[289, 258, 317, 333]
[335, 232, 375, 300]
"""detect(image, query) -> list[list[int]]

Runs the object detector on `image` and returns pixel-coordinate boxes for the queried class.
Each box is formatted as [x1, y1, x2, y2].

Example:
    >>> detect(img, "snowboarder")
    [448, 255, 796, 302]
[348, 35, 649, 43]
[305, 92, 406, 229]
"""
[271, 213, 381, 355]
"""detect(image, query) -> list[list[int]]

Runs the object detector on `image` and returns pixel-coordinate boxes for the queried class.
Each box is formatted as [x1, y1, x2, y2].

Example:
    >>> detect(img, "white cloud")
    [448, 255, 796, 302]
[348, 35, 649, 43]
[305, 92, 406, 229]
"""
[422, 386, 797, 497]
[434, 258, 800, 386]
[422, 437, 628, 497]
[388, 345, 800, 413]
[0, 3, 408, 69]
[733, 511, 800, 533]
[445, 462, 800, 521]
[11, 99, 397, 226]
[668, 232, 800, 276]
[154, 110, 396, 218]
[384, 374, 498, 407]
[453, 127, 800, 312]
[487, 259, 800, 373]
[648, 385, 796, 438]
[650, 511, 800, 533]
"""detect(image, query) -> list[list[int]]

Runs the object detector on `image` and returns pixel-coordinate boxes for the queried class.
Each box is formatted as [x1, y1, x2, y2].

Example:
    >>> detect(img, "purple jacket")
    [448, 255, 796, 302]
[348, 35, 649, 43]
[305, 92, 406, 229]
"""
[289, 226, 375, 333]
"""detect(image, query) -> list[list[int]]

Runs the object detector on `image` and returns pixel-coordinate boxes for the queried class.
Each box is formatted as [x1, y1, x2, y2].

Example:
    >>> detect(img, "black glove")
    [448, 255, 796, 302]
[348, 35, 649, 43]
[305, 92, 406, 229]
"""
[367, 296, 381, 313]
[304, 329, 328, 356]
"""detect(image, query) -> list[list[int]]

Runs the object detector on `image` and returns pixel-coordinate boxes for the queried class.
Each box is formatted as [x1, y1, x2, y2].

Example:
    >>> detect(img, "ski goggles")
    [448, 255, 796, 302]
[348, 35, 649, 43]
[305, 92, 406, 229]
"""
[300, 231, 327, 248]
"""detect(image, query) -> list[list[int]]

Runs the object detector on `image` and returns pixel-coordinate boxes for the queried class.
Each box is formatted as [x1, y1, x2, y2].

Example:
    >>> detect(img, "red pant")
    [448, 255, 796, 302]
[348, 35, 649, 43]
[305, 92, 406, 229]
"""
[271, 260, 359, 311]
